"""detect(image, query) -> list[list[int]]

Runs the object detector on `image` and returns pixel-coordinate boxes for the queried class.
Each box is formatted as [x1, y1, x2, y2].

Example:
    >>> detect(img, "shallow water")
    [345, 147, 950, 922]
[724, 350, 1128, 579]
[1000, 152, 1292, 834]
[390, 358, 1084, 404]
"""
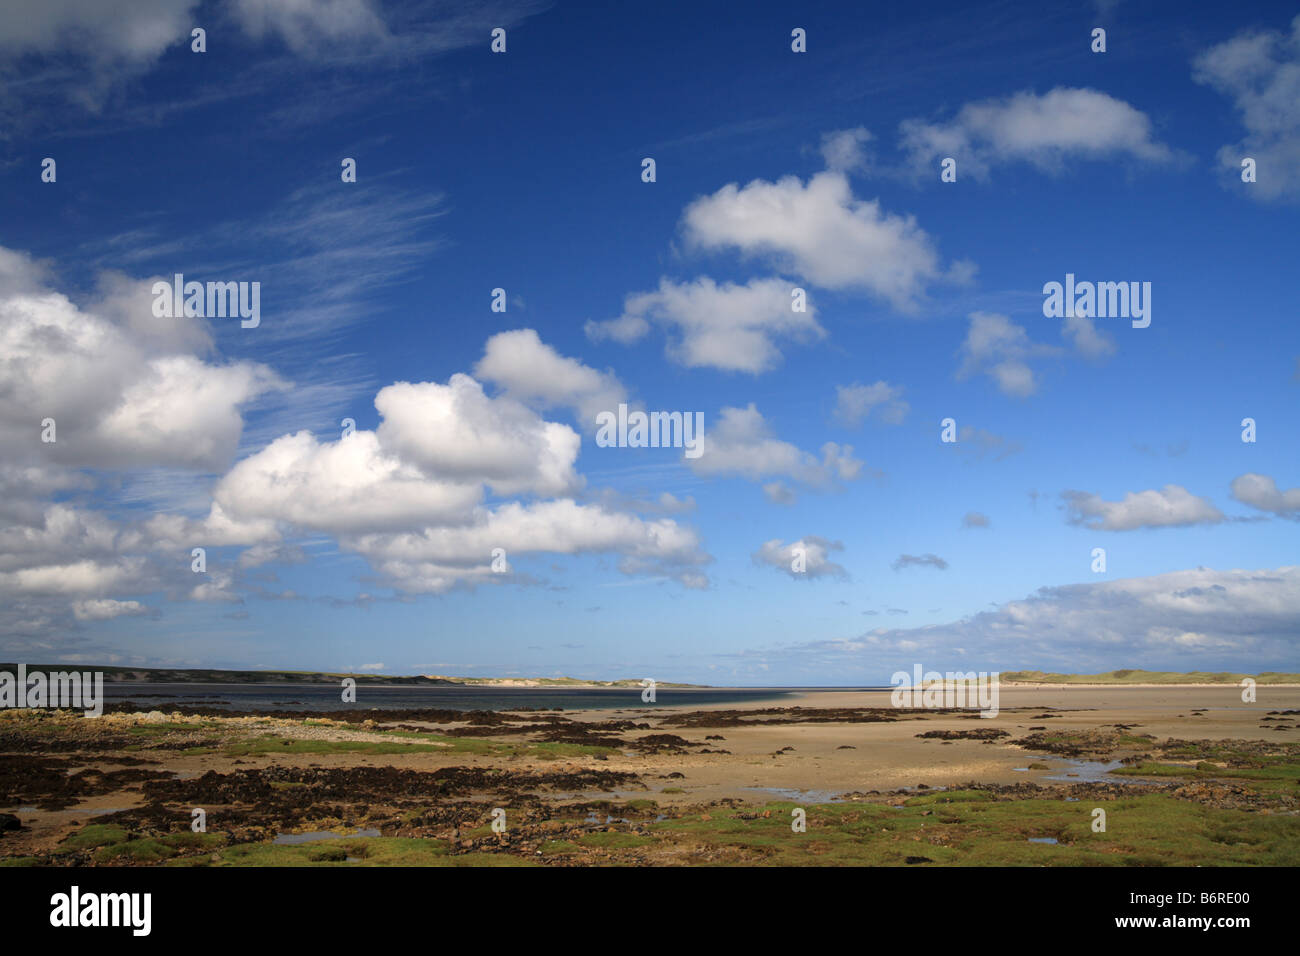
[585, 813, 631, 825]
[742, 786, 845, 803]
[1041, 758, 1164, 785]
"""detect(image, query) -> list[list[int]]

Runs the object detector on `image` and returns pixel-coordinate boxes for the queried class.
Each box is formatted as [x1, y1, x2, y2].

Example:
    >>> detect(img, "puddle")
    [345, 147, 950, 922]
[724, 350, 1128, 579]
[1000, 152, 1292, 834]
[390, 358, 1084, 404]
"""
[273, 828, 380, 845]
[584, 814, 631, 825]
[1028, 837, 1059, 845]
[741, 787, 844, 803]
[1038, 758, 1165, 785]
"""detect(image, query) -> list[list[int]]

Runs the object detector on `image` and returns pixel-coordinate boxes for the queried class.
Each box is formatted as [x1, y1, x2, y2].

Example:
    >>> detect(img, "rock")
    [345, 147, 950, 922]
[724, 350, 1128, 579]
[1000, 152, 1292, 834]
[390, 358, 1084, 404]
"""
[916, 728, 1008, 741]
[0, 813, 22, 832]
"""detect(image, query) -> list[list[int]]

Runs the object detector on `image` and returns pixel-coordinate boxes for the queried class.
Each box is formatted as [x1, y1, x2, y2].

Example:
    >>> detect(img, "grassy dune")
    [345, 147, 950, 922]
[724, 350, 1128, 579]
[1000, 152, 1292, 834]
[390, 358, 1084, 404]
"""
[1001, 670, 1300, 685]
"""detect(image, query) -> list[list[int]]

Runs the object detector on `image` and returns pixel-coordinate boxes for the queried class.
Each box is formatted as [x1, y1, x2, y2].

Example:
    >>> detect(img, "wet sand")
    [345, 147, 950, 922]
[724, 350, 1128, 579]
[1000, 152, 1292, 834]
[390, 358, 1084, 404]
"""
[556, 685, 1300, 800]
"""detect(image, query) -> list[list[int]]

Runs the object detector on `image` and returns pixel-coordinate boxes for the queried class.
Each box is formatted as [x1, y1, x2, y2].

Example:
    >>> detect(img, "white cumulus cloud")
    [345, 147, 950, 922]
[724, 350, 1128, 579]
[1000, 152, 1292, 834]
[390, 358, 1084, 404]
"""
[588, 277, 823, 374]
[834, 381, 909, 425]
[475, 328, 627, 428]
[1063, 485, 1225, 531]
[1231, 473, 1300, 518]
[1194, 15, 1300, 202]
[899, 87, 1174, 179]
[753, 536, 847, 579]
[689, 404, 863, 489]
[681, 171, 965, 310]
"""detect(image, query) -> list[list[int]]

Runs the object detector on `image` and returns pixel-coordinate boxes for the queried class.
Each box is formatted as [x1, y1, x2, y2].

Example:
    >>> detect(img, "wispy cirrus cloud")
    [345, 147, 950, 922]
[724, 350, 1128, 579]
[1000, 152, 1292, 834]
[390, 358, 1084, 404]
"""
[0, 0, 551, 132]
[892, 553, 948, 571]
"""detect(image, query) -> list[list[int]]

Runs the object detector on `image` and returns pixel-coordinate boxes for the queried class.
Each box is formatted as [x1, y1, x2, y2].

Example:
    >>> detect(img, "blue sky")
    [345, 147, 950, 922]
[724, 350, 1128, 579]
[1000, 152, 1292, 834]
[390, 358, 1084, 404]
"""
[1, 0, 1297, 683]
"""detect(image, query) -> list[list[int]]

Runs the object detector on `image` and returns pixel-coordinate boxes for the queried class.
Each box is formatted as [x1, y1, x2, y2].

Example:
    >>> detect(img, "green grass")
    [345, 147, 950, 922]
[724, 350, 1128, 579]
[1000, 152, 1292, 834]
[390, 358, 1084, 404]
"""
[93, 832, 225, 864]
[57, 824, 227, 863]
[190, 736, 445, 757]
[1117, 734, 1155, 746]
[42, 785, 1300, 866]
[210, 837, 535, 867]
[640, 793, 1300, 866]
[538, 839, 580, 855]
[1114, 759, 1300, 785]
[61, 824, 130, 850]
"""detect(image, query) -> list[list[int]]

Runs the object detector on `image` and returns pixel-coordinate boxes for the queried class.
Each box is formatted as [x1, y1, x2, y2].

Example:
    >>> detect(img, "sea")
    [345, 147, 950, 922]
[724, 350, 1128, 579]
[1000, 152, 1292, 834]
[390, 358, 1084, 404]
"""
[99, 682, 880, 712]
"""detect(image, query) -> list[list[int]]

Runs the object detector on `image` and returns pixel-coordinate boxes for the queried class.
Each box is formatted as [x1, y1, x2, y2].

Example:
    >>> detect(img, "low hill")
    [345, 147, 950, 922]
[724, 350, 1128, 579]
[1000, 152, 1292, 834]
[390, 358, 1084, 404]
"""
[1, 664, 459, 685]
[1000, 669, 1300, 685]
[2, 664, 705, 687]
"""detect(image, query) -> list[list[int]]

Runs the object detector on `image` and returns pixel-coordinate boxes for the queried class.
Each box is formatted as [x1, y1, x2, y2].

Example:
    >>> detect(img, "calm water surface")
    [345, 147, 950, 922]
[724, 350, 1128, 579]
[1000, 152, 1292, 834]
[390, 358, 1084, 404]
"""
[101, 682, 881, 712]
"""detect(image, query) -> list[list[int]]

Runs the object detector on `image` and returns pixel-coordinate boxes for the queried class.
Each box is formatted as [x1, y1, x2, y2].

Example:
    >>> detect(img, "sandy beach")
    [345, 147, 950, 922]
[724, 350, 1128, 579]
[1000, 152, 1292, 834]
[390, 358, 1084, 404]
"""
[3, 684, 1298, 866]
